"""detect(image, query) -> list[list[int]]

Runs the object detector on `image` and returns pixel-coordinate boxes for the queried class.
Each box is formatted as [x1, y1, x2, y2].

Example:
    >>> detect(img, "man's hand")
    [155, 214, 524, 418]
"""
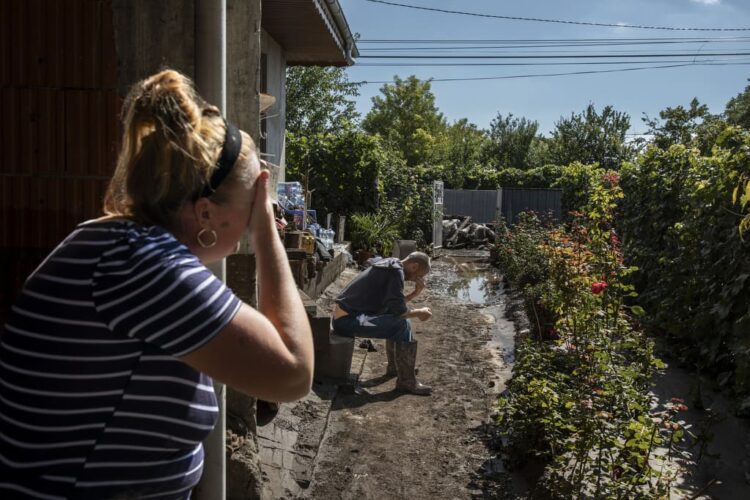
[406, 277, 426, 302]
[414, 277, 426, 296]
[413, 307, 432, 322]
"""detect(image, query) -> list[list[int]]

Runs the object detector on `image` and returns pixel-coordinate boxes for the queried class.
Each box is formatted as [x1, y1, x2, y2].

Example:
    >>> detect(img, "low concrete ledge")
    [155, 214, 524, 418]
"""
[314, 332, 355, 383]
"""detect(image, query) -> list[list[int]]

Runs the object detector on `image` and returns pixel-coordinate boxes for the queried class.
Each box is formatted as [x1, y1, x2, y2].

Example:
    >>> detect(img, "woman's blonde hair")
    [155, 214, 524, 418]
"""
[104, 69, 256, 231]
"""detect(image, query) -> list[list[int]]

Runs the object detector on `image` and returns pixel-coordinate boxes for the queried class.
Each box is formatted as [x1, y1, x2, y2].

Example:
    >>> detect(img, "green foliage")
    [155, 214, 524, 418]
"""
[725, 81, 750, 128]
[349, 211, 400, 256]
[380, 165, 440, 249]
[441, 118, 489, 189]
[482, 113, 540, 171]
[527, 136, 553, 169]
[553, 162, 605, 220]
[285, 130, 392, 219]
[643, 97, 725, 155]
[491, 213, 550, 289]
[362, 75, 447, 168]
[549, 104, 634, 170]
[464, 164, 562, 190]
[493, 176, 682, 497]
[737, 177, 750, 238]
[619, 127, 750, 403]
[285, 66, 361, 136]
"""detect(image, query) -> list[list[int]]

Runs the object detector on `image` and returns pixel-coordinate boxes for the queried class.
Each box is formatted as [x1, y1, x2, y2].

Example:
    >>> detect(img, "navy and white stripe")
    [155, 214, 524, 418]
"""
[0, 220, 241, 499]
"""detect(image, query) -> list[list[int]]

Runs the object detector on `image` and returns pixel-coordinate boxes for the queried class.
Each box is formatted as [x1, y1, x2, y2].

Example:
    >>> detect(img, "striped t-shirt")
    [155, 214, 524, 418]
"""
[0, 219, 242, 499]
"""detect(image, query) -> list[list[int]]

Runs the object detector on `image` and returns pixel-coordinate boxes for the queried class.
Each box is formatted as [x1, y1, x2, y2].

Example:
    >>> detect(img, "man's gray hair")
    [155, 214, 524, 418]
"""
[403, 251, 431, 273]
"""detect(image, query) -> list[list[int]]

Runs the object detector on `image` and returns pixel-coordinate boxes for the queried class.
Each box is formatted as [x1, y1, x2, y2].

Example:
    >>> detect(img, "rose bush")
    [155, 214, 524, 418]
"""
[494, 174, 679, 498]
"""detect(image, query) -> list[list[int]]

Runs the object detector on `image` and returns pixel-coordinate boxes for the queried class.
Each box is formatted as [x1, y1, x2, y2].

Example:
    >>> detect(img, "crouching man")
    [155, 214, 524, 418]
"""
[332, 252, 432, 395]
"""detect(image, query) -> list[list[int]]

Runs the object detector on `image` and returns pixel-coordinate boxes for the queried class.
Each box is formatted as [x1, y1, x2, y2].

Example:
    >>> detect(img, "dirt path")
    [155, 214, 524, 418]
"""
[304, 250, 513, 499]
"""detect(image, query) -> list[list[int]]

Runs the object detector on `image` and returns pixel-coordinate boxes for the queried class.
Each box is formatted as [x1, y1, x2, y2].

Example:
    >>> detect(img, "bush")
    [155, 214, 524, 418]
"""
[285, 130, 389, 220]
[553, 161, 604, 220]
[618, 127, 750, 407]
[493, 175, 682, 497]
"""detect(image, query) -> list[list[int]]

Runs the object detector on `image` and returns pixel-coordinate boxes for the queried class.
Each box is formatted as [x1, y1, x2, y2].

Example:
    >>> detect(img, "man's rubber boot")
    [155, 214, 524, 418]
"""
[395, 340, 432, 396]
[385, 340, 397, 377]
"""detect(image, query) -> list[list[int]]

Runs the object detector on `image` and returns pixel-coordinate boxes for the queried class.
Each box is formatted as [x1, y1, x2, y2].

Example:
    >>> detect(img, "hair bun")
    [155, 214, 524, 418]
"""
[130, 70, 204, 145]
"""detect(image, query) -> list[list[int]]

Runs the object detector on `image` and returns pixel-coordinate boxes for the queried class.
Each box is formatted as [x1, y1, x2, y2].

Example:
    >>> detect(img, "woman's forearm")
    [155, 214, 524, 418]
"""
[255, 223, 313, 365]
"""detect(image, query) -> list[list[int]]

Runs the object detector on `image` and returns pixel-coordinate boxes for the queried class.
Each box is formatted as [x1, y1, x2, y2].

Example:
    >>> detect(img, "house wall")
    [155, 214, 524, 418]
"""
[228, 0, 262, 145]
[1, 2, 266, 497]
[0, 0, 120, 323]
[260, 30, 287, 180]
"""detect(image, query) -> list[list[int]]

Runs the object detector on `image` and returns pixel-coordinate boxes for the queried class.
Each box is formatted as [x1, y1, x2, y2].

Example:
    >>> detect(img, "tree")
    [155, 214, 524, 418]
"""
[362, 75, 447, 167]
[285, 131, 393, 219]
[526, 136, 553, 169]
[441, 119, 488, 188]
[643, 98, 728, 155]
[285, 66, 361, 136]
[482, 113, 539, 170]
[549, 104, 633, 170]
[725, 81, 750, 128]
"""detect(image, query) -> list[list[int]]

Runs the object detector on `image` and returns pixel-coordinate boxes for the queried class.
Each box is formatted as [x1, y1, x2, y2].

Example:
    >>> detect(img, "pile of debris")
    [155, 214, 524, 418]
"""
[442, 216, 497, 249]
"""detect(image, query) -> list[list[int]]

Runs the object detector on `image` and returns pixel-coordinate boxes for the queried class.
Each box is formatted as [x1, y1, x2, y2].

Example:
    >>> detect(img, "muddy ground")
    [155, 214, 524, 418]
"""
[256, 249, 750, 500]
[303, 250, 514, 499]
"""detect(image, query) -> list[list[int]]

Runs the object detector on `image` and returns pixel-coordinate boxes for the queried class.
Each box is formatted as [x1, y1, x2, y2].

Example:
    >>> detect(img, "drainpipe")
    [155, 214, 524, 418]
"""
[194, 2, 227, 500]
[323, 0, 358, 65]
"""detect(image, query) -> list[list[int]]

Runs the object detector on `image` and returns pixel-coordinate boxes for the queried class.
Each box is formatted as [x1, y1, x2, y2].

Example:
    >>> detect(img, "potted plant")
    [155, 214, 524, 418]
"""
[350, 212, 400, 265]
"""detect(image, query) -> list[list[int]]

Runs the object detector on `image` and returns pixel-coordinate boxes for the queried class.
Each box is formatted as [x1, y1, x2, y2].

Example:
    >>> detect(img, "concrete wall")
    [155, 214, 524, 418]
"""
[113, 0, 196, 91]
[113, 3, 265, 499]
[227, 0, 262, 145]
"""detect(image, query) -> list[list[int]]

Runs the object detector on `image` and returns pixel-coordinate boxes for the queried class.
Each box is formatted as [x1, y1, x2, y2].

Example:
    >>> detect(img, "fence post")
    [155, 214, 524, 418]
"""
[432, 180, 444, 249]
[496, 188, 503, 224]
[337, 216, 346, 243]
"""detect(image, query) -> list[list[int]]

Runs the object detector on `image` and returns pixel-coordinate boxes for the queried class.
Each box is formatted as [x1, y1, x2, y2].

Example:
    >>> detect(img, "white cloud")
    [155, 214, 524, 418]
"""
[690, 0, 721, 5]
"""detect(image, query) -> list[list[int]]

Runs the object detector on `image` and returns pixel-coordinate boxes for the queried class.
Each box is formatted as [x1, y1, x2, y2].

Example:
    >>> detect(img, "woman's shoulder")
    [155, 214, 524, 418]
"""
[76, 218, 174, 242]
[74, 218, 192, 264]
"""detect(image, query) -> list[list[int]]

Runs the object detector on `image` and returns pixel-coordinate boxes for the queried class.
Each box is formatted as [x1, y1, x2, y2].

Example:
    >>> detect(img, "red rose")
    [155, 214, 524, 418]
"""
[591, 282, 608, 294]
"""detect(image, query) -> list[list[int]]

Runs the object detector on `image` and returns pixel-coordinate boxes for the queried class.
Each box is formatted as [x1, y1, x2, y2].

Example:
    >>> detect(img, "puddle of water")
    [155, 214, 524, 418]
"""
[445, 255, 503, 305]
[443, 254, 516, 394]
[484, 305, 516, 395]
[456, 276, 493, 304]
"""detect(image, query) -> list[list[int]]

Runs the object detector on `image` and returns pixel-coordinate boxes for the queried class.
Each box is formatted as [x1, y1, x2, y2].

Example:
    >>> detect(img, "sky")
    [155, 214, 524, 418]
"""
[338, 0, 750, 137]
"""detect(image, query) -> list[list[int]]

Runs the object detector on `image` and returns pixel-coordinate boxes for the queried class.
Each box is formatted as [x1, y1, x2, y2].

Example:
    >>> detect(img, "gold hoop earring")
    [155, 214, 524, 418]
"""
[197, 228, 218, 248]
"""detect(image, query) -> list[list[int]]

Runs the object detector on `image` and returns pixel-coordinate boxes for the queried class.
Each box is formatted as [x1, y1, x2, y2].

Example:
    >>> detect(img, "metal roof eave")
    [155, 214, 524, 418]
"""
[262, 0, 359, 67]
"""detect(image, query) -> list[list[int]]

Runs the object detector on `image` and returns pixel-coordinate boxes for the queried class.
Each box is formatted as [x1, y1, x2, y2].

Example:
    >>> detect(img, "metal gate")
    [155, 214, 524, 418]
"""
[444, 189, 502, 224]
[444, 188, 562, 226]
[501, 188, 562, 225]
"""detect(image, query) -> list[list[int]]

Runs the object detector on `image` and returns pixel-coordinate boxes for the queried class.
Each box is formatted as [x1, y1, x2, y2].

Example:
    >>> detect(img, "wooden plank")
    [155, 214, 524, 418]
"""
[44, 0, 66, 87]
[26, 0, 44, 86]
[63, 0, 83, 87]
[0, 88, 19, 174]
[12, 176, 31, 248]
[100, 0, 118, 87]
[64, 90, 87, 176]
[0, 0, 11, 85]
[0, 176, 8, 247]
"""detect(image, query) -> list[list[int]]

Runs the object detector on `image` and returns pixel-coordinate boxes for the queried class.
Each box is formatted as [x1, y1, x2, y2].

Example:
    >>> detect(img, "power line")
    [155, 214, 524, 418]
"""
[356, 58, 750, 67]
[359, 51, 750, 59]
[363, 0, 750, 32]
[358, 37, 750, 43]
[354, 61, 750, 85]
[359, 41, 750, 51]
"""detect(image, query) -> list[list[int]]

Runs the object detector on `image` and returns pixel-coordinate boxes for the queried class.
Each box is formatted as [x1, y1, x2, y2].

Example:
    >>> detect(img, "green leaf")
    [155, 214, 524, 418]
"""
[652, 358, 667, 370]
[631, 305, 646, 317]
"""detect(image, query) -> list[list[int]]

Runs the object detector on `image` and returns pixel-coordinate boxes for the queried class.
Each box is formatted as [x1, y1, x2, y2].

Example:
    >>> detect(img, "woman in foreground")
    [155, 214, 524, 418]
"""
[0, 69, 313, 499]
